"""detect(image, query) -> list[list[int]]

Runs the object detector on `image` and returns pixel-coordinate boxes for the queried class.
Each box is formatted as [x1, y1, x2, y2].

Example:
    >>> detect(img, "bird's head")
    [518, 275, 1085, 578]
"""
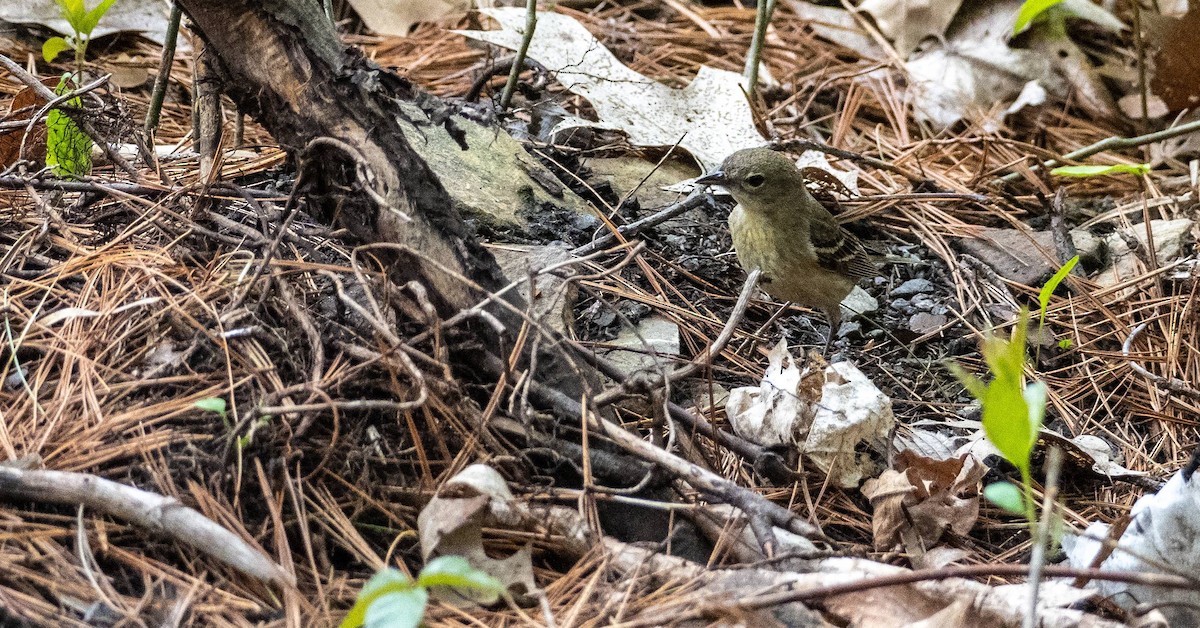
[695, 148, 806, 212]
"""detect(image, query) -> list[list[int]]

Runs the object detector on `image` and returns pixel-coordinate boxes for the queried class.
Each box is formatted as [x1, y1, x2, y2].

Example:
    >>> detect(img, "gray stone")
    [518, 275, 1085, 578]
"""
[909, 312, 947, 335]
[602, 316, 681, 375]
[397, 101, 591, 230]
[958, 226, 1103, 286]
[891, 277, 935, 297]
[586, 155, 701, 216]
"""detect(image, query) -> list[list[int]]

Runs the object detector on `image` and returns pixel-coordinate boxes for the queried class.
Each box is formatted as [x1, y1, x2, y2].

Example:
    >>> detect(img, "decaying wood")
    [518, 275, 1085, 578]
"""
[170, 0, 812, 555]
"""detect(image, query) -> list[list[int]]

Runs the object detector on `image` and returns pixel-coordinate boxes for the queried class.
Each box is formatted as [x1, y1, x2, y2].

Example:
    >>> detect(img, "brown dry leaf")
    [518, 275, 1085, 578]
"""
[1151, 9, 1200, 111]
[0, 77, 58, 169]
[417, 464, 536, 603]
[861, 469, 916, 551]
[862, 451, 984, 553]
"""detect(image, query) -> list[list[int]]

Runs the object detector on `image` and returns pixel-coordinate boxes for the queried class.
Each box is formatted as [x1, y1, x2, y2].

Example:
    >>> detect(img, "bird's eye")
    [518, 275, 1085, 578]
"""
[745, 174, 766, 188]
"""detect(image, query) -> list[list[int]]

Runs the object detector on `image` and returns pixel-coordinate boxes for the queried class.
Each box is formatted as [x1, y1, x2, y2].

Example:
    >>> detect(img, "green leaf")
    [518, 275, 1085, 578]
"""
[45, 74, 92, 178]
[339, 569, 426, 628]
[1013, 0, 1065, 35]
[42, 37, 74, 63]
[1050, 163, 1150, 177]
[1057, 338, 1074, 350]
[80, 0, 117, 36]
[55, 0, 87, 33]
[194, 397, 228, 414]
[969, 312, 1040, 473]
[985, 482, 1026, 514]
[417, 556, 505, 603]
[947, 362, 987, 399]
[1038, 255, 1079, 316]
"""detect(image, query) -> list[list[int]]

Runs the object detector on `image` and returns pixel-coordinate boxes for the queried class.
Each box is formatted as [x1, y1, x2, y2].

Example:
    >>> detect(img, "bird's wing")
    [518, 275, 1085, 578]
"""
[809, 215, 878, 280]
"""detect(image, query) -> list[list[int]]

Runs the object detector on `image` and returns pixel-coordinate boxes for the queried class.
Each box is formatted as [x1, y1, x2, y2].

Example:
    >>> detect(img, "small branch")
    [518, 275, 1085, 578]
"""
[500, 0, 537, 110]
[144, 2, 183, 142]
[619, 563, 1189, 627]
[743, 0, 778, 95]
[0, 466, 294, 586]
[1025, 446, 1062, 628]
[771, 138, 930, 189]
[0, 53, 141, 180]
[1122, 323, 1200, 400]
[571, 193, 712, 257]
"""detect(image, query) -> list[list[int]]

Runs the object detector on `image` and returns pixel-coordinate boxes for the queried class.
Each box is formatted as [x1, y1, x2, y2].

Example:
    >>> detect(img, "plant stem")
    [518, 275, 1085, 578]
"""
[499, 0, 537, 111]
[144, 1, 183, 142]
[743, 0, 778, 95]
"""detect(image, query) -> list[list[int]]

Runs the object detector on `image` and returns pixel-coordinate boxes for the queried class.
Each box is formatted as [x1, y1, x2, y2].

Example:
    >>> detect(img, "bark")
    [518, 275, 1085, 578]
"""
[175, 0, 511, 321]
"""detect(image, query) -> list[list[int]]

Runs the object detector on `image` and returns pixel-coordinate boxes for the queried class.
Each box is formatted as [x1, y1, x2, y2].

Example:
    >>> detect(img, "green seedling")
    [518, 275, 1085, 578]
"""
[43, 0, 117, 68]
[41, 0, 115, 178]
[950, 310, 1043, 524]
[340, 556, 505, 628]
[194, 397, 229, 428]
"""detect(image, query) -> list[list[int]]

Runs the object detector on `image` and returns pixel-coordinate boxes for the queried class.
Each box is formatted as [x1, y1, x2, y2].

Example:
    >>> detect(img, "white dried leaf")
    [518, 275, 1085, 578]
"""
[457, 9, 766, 170]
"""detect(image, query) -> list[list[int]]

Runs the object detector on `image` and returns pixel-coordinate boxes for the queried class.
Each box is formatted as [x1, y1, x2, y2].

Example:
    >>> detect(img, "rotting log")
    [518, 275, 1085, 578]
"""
[170, 0, 817, 554]
[176, 0, 510, 321]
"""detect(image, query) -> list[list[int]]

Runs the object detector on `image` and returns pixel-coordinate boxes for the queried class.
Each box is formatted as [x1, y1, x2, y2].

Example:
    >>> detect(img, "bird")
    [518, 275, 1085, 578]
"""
[695, 147, 878, 354]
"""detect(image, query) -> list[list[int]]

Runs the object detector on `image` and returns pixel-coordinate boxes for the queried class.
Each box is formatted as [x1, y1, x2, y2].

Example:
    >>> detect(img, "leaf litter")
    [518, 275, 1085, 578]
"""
[0, 0, 1197, 625]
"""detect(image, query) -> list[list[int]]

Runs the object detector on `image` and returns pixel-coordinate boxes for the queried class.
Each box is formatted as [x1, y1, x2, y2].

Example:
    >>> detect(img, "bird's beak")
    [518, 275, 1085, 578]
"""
[695, 170, 728, 186]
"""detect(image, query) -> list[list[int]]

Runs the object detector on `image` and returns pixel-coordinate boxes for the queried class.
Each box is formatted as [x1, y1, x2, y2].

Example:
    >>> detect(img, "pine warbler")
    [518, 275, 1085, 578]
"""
[697, 148, 877, 351]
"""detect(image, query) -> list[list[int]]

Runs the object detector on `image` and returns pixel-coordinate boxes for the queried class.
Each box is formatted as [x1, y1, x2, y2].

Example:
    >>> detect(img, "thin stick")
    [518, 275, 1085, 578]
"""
[1122, 322, 1200, 400]
[144, 1, 183, 142]
[1024, 446, 1062, 628]
[743, 0, 778, 95]
[571, 193, 712, 257]
[500, 0, 537, 110]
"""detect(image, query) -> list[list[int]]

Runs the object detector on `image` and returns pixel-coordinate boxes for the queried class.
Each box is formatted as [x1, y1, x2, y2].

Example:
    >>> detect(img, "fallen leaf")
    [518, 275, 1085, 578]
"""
[859, 0, 964, 57]
[1151, 9, 1200, 111]
[346, 0, 491, 37]
[417, 464, 536, 604]
[457, 9, 765, 170]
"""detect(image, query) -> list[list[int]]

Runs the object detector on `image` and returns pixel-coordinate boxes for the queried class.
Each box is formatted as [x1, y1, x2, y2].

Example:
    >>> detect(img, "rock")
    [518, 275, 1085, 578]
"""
[958, 226, 1103, 286]
[396, 101, 591, 230]
[602, 316, 681, 375]
[908, 312, 947, 335]
[891, 278, 935, 297]
[840, 285, 879, 320]
[586, 155, 701, 215]
[1094, 219, 1196, 291]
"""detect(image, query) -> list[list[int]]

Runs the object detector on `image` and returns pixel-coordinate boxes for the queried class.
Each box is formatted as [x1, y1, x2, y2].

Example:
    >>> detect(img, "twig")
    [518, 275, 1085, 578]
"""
[0, 466, 294, 586]
[0, 53, 141, 180]
[771, 138, 930, 188]
[465, 55, 548, 102]
[500, 0, 537, 110]
[618, 563, 1192, 627]
[1123, 323, 1200, 400]
[743, 0, 778, 95]
[0, 174, 284, 199]
[999, 118, 1200, 183]
[144, 1, 183, 142]
[1025, 446, 1062, 628]
[571, 193, 712, 257]
[502, 359, 826, 554]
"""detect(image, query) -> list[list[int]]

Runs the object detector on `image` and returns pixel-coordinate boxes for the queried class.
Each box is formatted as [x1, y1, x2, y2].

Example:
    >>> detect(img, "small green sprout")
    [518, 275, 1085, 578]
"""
[340, 556, 505, 628]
